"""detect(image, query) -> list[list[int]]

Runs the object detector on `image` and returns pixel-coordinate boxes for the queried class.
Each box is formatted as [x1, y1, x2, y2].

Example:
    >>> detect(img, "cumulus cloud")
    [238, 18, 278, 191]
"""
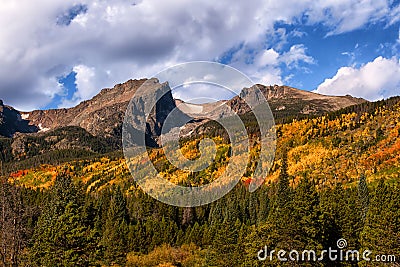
[0, 0, 397, 110]
[241, 44, 314, 86]
[256, 49, 280, 67]
[280, 44, 315, 68]
[257, 68, 284, 86]
[315, 57, 400, 100]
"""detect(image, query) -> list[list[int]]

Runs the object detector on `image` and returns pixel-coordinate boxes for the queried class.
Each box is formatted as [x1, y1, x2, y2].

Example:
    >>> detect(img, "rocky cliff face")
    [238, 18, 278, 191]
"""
[25, 79, 148, 137]
[22, 78, 186, 139]
[226, 84, 366, 121]
[0, 100, 38, 137]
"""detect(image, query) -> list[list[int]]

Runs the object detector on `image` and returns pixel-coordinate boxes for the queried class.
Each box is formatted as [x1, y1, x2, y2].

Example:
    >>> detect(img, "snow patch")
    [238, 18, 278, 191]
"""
[21, 113, 30, 120]
[38, 123, 50, 132]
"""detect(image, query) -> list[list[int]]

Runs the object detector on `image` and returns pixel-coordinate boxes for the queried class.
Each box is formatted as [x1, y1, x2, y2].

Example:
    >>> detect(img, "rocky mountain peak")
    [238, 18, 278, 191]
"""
[236, 84, 366, 115]
[1, 79, 367, 142]
[18, 78, 180, 144]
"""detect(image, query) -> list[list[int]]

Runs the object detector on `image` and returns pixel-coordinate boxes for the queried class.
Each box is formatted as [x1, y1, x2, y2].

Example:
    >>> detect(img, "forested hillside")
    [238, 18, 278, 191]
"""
[0, 97, 399, 266]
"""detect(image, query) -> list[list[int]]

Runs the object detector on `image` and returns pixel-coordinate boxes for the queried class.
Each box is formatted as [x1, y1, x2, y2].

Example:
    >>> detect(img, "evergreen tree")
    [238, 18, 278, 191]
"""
[187, 222, 202, 245]
[319, 184, 363, 261]
[276, 150, 290, 209]
[100, 186, 129, 266]
[0, 178, 29, 266]
[205, 218, 241, 267]
[266, 151, 294, 250]
[256, 186, 270, 225]
[360, 181, 400, 261]
[208, 200, 224, 225]
[244, 223, 277, 267]
[290, 178, 322, 253]
[29, 173, 94, 266]
[127, 221, 150, 253]
[248, 192, 258, 225]
[357, 173, 369, 222]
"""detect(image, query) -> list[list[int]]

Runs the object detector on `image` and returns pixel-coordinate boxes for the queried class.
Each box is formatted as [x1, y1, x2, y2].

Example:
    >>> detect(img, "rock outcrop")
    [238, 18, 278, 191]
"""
[0, 100, 38, 137]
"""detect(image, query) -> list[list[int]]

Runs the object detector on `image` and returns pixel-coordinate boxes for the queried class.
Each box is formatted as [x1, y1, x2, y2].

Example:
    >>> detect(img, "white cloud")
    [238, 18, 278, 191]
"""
[305, 0, 391, 35]
[227, 47, 283, 86]
[0, 0, 396, 110]
[73, 65, 96, 100]
[257, 68, 284, 86]
[280, 44, 315, 68]
[256, 49, 280, 67]
[388, 4, 400, 25]
[247, 45, 314, 86]
[315, 57, 400, 100]
[58, 65, 98, 108]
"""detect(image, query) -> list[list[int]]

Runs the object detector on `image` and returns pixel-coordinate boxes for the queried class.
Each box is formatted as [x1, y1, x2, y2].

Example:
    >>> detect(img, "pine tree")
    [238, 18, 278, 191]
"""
[267, 150, 294, 250]
[320, 185, 362, 256]
[256, 186, 270, 225]
[360, 181, 400, 261]
[244, 223, 277, 267]
[208, 200, 224, 225]
[357, 173, 369, 222]
[187, 222, 202, 245]
[276, 150, 290, 209]
[29, 173, 93, 266]
[206, 218, 241, 266]
[127, 221, 150, 253]
[248, 192, 258, 225]
[100, 186, 129, 266]
[290, 178, 322, 252]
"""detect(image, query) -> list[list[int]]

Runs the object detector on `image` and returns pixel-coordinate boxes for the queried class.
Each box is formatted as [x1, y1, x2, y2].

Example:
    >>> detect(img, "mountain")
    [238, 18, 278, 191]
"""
[0, 79, 367, 161]
[229, 84, 366, 120]
[1, 78, 190, 161]
[22, 78, 189, 139]
[3, 79, 366, 138]
[23, 79, 148, 138]
[176, 84, 366, 121]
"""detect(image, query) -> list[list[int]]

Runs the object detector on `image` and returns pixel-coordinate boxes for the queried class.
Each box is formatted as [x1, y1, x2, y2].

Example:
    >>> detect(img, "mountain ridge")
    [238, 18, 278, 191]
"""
[1, 79, 367, 140]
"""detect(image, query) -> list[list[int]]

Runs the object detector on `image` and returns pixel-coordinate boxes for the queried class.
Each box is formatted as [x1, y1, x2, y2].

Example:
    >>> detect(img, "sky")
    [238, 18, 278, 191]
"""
[0, 0, 399, 111]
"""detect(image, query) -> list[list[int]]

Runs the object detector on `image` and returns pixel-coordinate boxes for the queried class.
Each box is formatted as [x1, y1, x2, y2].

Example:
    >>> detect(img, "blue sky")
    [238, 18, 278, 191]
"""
[0, 0, 399, 111]
[259, 21, 400, 90]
